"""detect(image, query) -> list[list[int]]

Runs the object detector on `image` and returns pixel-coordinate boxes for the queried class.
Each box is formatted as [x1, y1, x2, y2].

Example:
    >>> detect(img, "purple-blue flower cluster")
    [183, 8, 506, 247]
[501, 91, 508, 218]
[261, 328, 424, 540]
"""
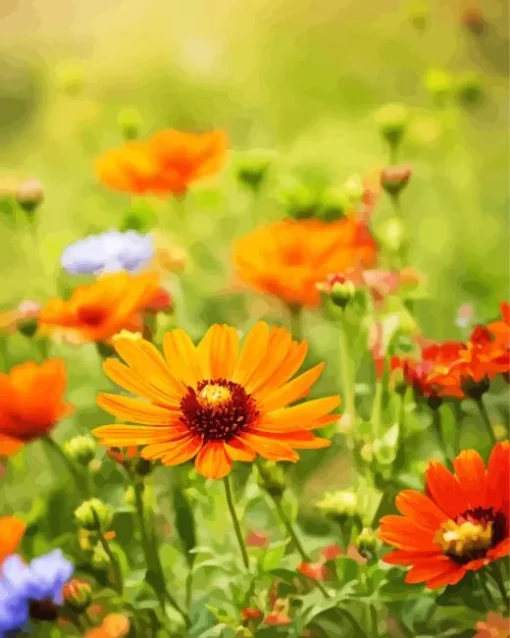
[0, 550, 73, 636]
[61, 230, 154, 275]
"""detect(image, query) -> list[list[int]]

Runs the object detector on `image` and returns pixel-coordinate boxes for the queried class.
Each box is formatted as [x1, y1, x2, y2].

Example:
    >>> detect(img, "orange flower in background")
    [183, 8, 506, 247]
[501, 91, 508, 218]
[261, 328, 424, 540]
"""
[0, 359, 73, 457]
[96, 129, 227, 197]
[39, 272, 160, 344]
[380, 441, 510, 588]
[265, 599, 292, 626]
[0, 516, 26, 563]
[488, 302, 510, 344]
[233, 218, 377, 308]
[474, 612, 510, 638]
[85, 613, 130, 638]
[93, 322, 339, 479]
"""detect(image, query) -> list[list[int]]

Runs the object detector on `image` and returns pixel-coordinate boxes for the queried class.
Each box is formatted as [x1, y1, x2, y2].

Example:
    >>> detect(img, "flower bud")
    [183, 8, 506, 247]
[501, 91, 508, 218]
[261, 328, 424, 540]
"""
[374, 103, 410, 150]
[91, 543, 110, 570]
[380, 165, 412, 197]
[455, 72, 484, 107]
[316, 490, 360, 524]
[318, 186, 350, 222]
[461, 7, 485, 34]
[257, 461, 286, 499]
[277, 177, 318, 220]
[64, 435, 96, 467]
[56, 60, 84, 95]
[118, 108, 143, 140]
[389, 366, 407, 395]
[74, 498, 113, 531]
[236, 149, 276, 193]
[63, 579, 92, 613]
[317, 274, 356, 309]
[121, 201, 156, 232]
[16, 179, 44, 214]
[424, 68, 453, 107]
[355, 528, 377, 560]
[376, 217, 407, 254]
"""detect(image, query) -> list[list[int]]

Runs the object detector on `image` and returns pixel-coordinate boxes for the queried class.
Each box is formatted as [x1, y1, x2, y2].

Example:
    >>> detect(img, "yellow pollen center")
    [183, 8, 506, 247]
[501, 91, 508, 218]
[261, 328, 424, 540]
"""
[198, 384, 232, 409]
[435, 519, 493, 558]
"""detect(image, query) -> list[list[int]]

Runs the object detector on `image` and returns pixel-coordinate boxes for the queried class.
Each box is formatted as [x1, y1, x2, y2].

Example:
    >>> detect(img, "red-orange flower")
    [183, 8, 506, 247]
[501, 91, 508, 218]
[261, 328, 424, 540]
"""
[0, 516, 26, 563]
[85, 614, 130, 638]
[380, 442, 510, 588]
[241, 608, 262, 621]
[233, 218, 377, 308]
[39, 272, 160, 344]
[488, 302, 510, 344]
[93, 323, 339, 479]
[0, 360, 73, 457]
[95, 130, 227, 197]
[265, 599, 292, 626]
[474, 612, 510, 638]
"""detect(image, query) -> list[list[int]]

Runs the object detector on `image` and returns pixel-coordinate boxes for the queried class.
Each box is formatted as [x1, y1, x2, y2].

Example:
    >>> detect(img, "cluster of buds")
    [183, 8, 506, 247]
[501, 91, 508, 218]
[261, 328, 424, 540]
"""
[74, 498, 113, 532]
[256, 461, 286, 499]
[317, 273, 356, 309]
[64, 435, 96, 467]
[236, 149, 276, 193]
[380, 164, 412, 197]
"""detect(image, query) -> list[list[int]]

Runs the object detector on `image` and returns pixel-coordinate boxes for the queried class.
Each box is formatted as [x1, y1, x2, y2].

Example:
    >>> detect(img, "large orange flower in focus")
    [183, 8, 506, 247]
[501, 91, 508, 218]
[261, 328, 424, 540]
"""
[380, 442, 510, 589]
[95, 130, 227, 196]
[233, 218, 377, 308]
[93, 323, 339, 479]
[0, 360, 73, 457]
[39, 272, 160, 344]
[0, 516, 26, 563]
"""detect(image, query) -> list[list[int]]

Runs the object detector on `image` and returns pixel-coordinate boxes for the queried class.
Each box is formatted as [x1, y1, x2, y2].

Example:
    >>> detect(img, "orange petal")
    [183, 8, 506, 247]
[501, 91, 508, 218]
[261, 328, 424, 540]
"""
[197, 324, 239, 380]
[488, 537, 510, 560]
[224, 437, 257, 461]
[260, 363, 325, 412]
[394, 491, 448, 532]
[194, 441, 232, 479]
[233, 322, 271, 386]
[264, 396, 341, 431]
[159, 435, 203, 466]
[383, 549, 441, 566]
[97, 394, 175, 425]
[245, 328, 293, 394]
[163, 329, 202, 387]
[425, 565, 467, 589]
[93, 424, 184, 446]
[425, 460, 468, 519]
[453, 449, 487, 508]
[140, 431, 198, 460]
[240, 432, 299, 462]
[0, 516, 26, 563]
[486, 441, 510, 512]
[0, 433, 24, 458]
[404, 556, 459, 585]
[248, 428, 331, 449]
[379, 515, 439, 552]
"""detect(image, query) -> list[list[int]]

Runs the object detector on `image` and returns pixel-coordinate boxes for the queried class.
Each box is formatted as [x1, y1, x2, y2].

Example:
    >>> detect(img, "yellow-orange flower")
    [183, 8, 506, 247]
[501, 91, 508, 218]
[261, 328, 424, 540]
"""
[0, 360, 73, 457]
[95, 129, 227, 197]
[0, 516, 26, 563]
[93, 323, 339, 479]
[85, 614, 130, 638]
[233, 218, 377, 308]
[39, 272, 160, 344]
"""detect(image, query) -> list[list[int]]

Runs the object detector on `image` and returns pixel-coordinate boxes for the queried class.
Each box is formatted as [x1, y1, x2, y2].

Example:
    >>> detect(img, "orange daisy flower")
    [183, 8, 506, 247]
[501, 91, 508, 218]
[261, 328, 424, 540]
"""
[380, 441, 510, 588]
[488, 302, 510, 347]
[93, 323, 339, 479]
[0, 359, 73, 457]
[233, 218, 377, 309]
[0, 516, 26, 563]
[95, 129, 227, 197]
[39, 272, 160, 344]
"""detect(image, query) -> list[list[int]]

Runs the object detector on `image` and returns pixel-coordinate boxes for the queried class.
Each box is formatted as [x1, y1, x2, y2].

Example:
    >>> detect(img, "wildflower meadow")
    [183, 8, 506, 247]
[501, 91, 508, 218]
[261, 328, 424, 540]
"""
[0, 1, 509, 636]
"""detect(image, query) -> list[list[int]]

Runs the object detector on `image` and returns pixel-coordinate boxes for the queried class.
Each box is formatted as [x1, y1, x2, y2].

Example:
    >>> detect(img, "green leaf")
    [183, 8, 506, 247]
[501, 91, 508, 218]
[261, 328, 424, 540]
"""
[268, 568, 298, 584]
[261, 540, 289, 572]
[173, 484, 197, 568]
[436, 572, 488, 611]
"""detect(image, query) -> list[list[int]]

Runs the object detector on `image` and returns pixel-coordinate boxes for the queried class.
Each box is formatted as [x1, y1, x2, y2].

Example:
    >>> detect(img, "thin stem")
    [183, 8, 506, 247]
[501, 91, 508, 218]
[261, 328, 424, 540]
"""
[273, 497, 310, 562]
[372, 490, 394, 528]
[371, 380, 384, 439]
[338, 310, 356, 420]
[474, 397, 497, 445]
[43, 436, 87, 496]
[92, 509, 123, 594]
[453, 401, 463, 455]
[288, 304, 303, 340]
[223, 475, 250, 570]
[370, 603, 378, 635]
[431, 407, 448, 458]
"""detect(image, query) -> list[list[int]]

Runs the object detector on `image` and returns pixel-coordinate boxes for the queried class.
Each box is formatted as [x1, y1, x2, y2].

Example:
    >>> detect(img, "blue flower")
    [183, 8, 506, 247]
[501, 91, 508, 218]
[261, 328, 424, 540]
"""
[61, 230, 154, 275]
[0, 550, 73, 636]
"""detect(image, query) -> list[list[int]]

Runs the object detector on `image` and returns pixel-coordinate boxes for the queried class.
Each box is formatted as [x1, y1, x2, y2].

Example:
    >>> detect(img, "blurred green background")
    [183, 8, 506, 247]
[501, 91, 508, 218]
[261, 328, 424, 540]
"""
[0, 0, 508, 514]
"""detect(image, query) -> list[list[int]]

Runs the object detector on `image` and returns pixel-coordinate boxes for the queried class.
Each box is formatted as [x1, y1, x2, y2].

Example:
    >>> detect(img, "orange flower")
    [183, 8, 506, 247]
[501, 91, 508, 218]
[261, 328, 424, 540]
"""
[0, 516, 26, 563]
[379, 441, 510, 588]
[95, 130, 227, 197]
[241, 608, 262, 621]
[85, 613, 130, 638]
[488, 302, 510, 351]
[0, 359, 73, 457]
[93, 323, 339, 479]
[474, 612, 510, 638]
[265, 599, 292, 626]
[39, 272, 160, 344]
[233, 218, 377, 308]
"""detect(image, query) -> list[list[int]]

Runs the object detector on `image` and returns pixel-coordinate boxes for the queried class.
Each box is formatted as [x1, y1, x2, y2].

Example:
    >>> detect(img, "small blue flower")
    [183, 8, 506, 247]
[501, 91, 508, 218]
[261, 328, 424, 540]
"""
[61, 230, 154, 275]
[0, 550, 74, 636]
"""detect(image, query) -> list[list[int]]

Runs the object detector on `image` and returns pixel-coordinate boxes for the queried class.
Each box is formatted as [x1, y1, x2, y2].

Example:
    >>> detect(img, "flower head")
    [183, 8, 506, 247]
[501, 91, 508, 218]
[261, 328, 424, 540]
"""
[0, 550, 74, 634]
[379, 442, 510, 588]
[61, 230, 154, 275]
[233, 218, 377, 308]
[85, 614, 131, 638]
[93, 323, 339, 479]
[0, 360, 72, 457]
[474, 612, 510, 638]
[264, 599, 292, 626]
[96, 129, 227, 197]
[39, 272, 160, 343]
[63, 579, 92, 612]
[0, 517, 26, 565]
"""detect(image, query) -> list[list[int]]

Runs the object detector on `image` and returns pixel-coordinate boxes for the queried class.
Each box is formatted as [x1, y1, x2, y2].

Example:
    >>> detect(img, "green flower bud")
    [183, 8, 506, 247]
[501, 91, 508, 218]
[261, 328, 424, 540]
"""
[75, 498, 113, 531]
[317, 274, 356, 309]
[424, 68, 453, 107]
[91, 543, 110, 570]
[56, 60, 84, 96]
[355, 528, 377, 560]
[64, 435, 96, 467]
[277, 177, 318, 220]
[374, 103, 410, 149]
[63, 579, 92, 613]
[318, 186, 350, 222]
[455, 72, 484, 107]
[121, 201, 156, 232]
[257, 461, 286, 499]
[236, 149, 276, 192]
[316, 490, 360, 524]
[380, 165, 412, 197]
[16, 179, 44, 214]
[118, 107, 143, 140]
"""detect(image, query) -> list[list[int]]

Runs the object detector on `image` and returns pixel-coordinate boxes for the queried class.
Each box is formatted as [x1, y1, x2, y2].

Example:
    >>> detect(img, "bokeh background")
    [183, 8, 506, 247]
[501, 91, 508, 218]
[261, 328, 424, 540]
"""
[0, 0, 508, 526]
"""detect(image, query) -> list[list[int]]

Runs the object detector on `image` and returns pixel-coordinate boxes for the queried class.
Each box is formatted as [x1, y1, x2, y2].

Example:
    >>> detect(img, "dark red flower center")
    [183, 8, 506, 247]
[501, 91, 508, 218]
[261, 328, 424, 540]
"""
[180, 378, 259, 442]
[78, 306, 106, 326]
[436, 506, 507, 564]
[29, 598, 59, 622]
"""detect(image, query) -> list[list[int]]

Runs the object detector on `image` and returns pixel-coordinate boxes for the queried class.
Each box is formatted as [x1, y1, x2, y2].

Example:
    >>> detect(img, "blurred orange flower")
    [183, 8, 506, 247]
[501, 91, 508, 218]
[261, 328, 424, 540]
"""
[474, 612, 510, 638]
[265, 599, 292, 626]
[85, 613, 130, 638]
[39, 272, 160, 344]
[380, 441, 510, 588]
[95, 130, 227, 197]
[0, 359, 73, 457]
[93, 322, 339, 479]
[233, 218, 377, 308]
[0, 516, 26, 563]
[488, 302, 510, 350]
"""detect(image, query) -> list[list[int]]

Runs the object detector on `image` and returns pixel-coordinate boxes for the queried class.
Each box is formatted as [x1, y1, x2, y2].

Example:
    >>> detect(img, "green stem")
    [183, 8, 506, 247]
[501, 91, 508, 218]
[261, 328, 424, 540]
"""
[371, 381, 384, 439]
[339, 310, 356, 420]
[288, 304, 303, 340]
[43, 436, 87, 496]
[223, 475, 250, 570]
[370, 603, 378, 635]
[92, 509, 123, 594]
[335, 608, 365, 635]
[431, 407, 448, 458]
[474, 397, 496, 445]
[488, 563, 508, 607]
[453, 401, 463, 455]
